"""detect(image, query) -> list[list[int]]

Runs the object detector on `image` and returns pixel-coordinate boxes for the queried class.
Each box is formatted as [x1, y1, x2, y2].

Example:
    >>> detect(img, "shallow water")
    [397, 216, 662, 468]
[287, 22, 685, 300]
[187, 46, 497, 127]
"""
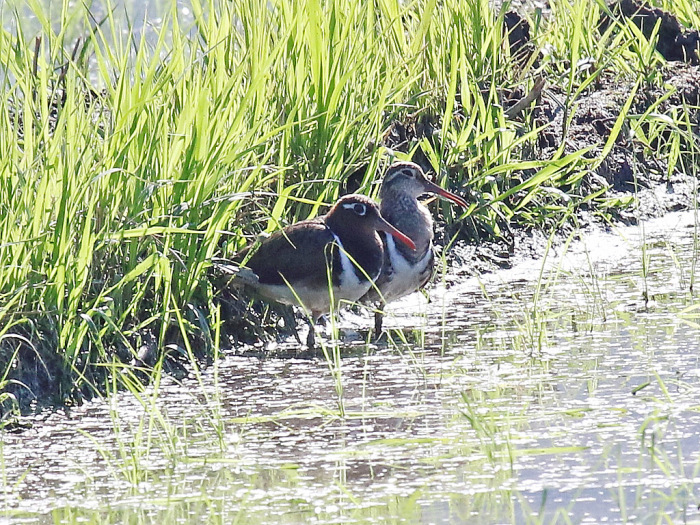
[1, 0, 190, 41]
[3, 211, 700, 524]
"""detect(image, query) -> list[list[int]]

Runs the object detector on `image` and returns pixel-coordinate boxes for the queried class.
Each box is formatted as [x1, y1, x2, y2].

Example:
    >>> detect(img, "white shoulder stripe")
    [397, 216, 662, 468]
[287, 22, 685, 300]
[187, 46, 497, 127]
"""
[330, 232, 364, 289]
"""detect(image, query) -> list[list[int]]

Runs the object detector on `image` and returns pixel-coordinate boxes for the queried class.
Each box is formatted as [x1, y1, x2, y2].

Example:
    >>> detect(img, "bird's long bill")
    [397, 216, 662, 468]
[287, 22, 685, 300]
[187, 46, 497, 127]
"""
[376, 217, 417, 251]
[423, 180, 468, 208]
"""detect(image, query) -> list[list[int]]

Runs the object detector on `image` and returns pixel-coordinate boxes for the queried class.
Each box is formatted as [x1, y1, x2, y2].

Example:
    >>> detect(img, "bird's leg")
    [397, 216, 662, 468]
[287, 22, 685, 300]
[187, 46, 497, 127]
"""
[280, 305, 302, 345]
[305, 313, 320, 350]
[374, 302, 385, 335]
[306, 322, 316, 349]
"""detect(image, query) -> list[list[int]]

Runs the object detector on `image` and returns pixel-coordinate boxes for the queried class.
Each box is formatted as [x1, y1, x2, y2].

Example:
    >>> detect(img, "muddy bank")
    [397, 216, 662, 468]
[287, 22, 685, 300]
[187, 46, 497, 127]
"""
[452, 61, 700, 277]
[219, 56, 700, 350]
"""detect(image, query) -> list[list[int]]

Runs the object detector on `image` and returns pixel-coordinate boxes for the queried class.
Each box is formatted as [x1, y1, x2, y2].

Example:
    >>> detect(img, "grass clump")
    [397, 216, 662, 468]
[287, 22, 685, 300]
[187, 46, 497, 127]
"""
[0, 0, 698, 410]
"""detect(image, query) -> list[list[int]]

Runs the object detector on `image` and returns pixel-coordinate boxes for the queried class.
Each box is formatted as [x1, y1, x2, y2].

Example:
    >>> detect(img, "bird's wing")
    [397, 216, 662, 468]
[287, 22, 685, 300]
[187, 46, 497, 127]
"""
[243, 219, 337, 287]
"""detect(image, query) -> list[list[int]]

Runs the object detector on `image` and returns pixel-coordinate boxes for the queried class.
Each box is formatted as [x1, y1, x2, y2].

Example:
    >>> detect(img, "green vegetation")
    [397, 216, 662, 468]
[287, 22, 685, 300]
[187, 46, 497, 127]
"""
[0, 0, 699, 410]
[2, 2, 700, 522]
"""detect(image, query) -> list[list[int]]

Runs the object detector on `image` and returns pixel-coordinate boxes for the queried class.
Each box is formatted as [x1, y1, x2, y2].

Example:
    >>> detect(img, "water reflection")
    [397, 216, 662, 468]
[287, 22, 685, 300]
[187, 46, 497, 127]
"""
[2, 211, 700, 523]
[1, 0, 194, 46]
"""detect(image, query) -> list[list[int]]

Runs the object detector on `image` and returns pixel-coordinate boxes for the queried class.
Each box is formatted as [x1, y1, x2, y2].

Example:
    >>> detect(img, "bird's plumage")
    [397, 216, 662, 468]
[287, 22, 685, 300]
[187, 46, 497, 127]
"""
[362, 162, 467, 329]
[238, 194, 415, 345]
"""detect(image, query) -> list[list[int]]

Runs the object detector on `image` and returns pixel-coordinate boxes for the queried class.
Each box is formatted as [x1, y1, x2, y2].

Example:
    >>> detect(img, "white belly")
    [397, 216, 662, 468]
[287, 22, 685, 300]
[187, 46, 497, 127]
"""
[254, 279, 373, 317]
[253, 234, 375, 316]
[379, 236, 433, 303]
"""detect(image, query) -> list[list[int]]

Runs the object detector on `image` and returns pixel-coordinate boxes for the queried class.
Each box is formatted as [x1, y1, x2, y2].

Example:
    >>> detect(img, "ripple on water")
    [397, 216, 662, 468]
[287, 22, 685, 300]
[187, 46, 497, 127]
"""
[2, 211, 700, 523]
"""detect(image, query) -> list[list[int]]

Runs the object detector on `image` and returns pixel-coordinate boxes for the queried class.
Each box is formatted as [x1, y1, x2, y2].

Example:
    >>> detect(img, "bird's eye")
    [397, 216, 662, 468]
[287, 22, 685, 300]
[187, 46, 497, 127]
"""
[342, 202, 368, 215]
[401, 169, 416, 179]
[353, 203, 367, 215]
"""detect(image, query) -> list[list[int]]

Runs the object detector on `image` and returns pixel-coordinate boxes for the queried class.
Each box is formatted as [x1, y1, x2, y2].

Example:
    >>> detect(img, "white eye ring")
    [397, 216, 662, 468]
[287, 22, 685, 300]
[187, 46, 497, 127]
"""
[344, 202, 367, 215]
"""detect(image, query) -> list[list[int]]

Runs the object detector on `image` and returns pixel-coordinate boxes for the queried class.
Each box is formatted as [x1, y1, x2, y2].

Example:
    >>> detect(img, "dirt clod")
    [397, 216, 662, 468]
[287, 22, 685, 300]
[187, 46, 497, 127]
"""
[603, 0, 700, 64]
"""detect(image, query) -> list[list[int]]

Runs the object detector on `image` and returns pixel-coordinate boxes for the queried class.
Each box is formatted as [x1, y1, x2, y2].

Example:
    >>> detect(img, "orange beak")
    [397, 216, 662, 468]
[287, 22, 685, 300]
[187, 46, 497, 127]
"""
[422, 179, 468, 208]
[374, 216, 416, 251]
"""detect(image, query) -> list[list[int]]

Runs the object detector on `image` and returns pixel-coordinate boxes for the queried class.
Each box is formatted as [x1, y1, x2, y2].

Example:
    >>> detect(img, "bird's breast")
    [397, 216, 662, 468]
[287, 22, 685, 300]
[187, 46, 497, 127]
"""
[377, 236, 434, 303]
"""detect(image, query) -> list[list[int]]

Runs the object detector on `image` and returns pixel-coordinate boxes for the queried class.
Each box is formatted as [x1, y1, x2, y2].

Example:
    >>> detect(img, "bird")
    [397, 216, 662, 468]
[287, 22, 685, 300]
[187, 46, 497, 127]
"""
[237, 193, 416, 348]
[361, 161, 468, 333]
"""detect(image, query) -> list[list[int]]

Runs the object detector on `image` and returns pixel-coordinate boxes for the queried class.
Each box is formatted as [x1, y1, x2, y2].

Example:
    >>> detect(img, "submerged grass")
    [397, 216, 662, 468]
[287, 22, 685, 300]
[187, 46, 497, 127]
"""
[0, 0, 699, 411]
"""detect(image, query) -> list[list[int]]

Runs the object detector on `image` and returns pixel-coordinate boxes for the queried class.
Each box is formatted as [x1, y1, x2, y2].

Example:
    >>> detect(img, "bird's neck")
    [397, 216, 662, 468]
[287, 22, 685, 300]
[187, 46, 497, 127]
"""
[380, 192, 433, 257]
[325, 220, 383, 279]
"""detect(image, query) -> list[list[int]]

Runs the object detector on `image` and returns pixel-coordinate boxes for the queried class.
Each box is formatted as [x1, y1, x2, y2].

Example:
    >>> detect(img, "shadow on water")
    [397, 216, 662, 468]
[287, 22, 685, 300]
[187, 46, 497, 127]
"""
[2, 211, 700, 523]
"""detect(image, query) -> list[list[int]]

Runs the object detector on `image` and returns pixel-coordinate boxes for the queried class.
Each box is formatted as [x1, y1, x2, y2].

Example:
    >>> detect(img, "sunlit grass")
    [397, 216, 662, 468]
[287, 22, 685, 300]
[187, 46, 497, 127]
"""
[0, 0, 699, 523]
[0, 10, 698, 525]
[0, 0, 698, 407]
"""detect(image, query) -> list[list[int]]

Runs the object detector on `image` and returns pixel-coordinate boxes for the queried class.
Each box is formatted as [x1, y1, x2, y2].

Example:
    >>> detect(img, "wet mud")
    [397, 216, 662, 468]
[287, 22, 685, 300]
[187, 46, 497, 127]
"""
[601, 0, 700, 65]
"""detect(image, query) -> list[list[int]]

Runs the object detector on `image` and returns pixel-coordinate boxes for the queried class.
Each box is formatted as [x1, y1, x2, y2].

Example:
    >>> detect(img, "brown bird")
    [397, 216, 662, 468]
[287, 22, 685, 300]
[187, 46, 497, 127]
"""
[240, 194, 416, 348]
[362, 161, 468, 333]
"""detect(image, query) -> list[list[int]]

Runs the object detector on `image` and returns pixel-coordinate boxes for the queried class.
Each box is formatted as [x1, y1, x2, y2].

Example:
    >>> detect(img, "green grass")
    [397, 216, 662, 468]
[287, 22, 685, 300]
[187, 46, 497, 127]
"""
[0, 0, 699, 410]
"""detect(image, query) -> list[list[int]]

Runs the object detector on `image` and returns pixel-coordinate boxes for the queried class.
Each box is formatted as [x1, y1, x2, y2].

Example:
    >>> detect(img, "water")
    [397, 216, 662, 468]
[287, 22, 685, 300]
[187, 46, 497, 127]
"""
[0, 0, 190, 41]
[2, 211, 700, 524]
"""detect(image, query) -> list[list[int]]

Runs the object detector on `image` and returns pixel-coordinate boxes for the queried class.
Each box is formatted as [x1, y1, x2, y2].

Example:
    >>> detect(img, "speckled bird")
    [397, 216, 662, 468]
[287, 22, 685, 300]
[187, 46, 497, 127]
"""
[362, 162, 467, 333]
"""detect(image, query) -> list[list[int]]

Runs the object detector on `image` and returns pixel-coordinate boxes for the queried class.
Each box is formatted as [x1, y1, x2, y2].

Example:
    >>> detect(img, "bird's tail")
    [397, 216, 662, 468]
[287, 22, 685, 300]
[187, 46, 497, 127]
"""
[209, 258, 260, 287]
